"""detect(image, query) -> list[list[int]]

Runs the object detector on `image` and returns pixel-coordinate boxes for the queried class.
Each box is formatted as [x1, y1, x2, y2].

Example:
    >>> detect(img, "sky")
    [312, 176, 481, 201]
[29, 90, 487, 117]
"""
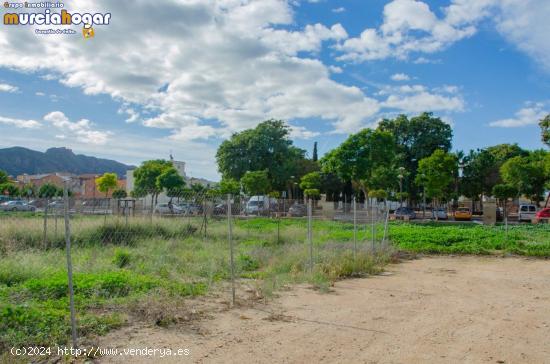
[0, 0, 549, 181]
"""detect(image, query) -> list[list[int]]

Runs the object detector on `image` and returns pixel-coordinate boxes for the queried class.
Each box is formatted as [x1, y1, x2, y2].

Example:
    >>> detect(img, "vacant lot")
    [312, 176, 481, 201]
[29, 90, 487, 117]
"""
[98, 256, 550, 364]
[0, 214, 549, 360]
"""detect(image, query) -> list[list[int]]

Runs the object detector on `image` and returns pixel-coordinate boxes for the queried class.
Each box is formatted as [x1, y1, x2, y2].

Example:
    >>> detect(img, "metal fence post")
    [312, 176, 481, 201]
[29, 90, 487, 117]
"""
[371, 198, 375, 251]
[353, 196, 357, 260]
[63, 181, 78, 349]
[43, 199, 49, 248]
[308, 198, 313, 273]
[227, 194, 235, 306]
[382, 203, 390, 248]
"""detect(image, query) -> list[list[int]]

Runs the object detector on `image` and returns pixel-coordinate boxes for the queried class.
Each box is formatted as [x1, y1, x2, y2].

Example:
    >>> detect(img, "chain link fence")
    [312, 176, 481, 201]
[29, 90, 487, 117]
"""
[0, 183, 391, 348]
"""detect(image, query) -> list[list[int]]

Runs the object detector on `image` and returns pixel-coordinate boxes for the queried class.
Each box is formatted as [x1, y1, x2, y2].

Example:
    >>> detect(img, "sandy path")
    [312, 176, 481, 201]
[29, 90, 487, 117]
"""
[97, 256, 550, 363]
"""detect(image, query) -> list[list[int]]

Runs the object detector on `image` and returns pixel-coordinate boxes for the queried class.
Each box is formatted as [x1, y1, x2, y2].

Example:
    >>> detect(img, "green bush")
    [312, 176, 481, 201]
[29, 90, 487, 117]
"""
[238, 254, 260, 271]
[113, 249, 131, 268]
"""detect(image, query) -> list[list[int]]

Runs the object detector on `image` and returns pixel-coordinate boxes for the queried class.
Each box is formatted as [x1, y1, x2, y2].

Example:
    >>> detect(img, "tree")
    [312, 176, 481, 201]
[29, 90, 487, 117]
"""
[216, 120, 309, 191]
[112, 188, 127, 199]
[321, 129, 397, 200]
[241, 170, 270, 196]
[96, 173, 118, 198]
[299, 172, 321, 191]
[501, 151, 548, 204]
[378, 112, 453, 204]
[415, 150, 457, 209]
[0, 169, 8, 185]
[540, 114, 550, 147]
[219, 178, 240, 196]
[0, 183, 19, 197]
[312, 142, 318, 162]
[38, 183, 59, 199]
[304, 189, 320, 199]
[460, 144, 526, 210]
[492, 184, 518, 202]
[157, 167, 185, 202]
[133, 160, 173, 209]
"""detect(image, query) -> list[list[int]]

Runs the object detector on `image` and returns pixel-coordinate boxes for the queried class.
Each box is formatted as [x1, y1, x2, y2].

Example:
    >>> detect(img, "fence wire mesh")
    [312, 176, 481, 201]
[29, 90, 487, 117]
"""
[2, 185, 550, 352]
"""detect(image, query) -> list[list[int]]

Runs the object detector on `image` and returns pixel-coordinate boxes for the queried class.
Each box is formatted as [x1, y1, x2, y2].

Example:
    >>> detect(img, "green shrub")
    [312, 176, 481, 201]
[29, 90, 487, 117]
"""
[113, 249, 131, 268]
[23, 272, 158, 300]
[238, 254, 260, 271]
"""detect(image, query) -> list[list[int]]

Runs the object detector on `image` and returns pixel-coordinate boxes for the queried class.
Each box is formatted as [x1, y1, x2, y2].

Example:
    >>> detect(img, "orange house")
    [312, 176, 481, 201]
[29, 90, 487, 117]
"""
[79, 174, 126, 199]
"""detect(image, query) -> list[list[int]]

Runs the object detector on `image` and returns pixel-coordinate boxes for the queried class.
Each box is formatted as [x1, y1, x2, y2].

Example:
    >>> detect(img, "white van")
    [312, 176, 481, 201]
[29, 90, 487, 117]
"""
[245, 196, 277, 215]
[518, 204, 537, 222]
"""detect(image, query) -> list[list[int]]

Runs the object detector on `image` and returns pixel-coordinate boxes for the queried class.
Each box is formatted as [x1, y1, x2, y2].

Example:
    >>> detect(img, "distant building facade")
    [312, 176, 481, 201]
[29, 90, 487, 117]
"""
[16, 173, 125, 198]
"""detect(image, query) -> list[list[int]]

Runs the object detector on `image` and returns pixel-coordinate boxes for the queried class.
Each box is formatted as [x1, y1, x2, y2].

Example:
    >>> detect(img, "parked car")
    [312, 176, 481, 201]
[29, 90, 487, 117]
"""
[0, 200, 36, 212]
[48, 200, 65, 210]
[394, 207, 416, 220]
[176, 202, 201, 215]
[535, 208, 550, 222]
[431, 208, 448, 220]
[288, 202, 307, 217]
[518, 204, 537, 222]
[454, 207, 472, 221]
[0, 196, 11, 204]
[212, 202, 240, 216]
[154, 203, 183, 215]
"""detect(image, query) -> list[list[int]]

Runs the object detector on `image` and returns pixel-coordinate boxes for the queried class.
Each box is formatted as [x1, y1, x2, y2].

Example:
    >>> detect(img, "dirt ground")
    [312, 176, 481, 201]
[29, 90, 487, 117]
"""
[97, 256, 550, 364]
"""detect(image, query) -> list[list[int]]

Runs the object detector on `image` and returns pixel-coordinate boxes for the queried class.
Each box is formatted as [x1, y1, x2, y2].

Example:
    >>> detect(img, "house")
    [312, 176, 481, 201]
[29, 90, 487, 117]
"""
[16, 173, 125, 198]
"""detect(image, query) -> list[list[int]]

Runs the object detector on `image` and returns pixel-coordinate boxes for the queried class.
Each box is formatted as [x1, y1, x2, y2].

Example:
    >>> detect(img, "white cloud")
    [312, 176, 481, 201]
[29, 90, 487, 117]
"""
[289, 125, 320, 139]
[0, 0, 388, 138]
[35, 92, 46, 96]
[332, 7, 345, 13]
[328, 65, 343, 74]
[390, 73, 410, 81]
[489, 102, 548, 127]
[336, 0, 550, 71]
[0, 116, 41, 129]
[0, 0, 470, 147]
[0, 83, 19, 93]
[336, 0, 483, 62]
[117, 104, 140, 123]
[43, 111, 112, 145]
[379, 83, 464, 113]
[495, 0, 550, 71]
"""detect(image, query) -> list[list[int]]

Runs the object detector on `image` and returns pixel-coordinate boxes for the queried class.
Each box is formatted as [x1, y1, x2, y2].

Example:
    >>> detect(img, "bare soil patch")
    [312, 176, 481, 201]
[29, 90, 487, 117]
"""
[97, 256, 550, 363]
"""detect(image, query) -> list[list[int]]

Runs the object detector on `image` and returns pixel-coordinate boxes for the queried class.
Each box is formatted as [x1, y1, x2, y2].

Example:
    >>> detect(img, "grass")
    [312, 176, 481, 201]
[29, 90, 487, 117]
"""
[0, 214, 390, 353]
[389, 222, 550, 256]
[1, 212, 548, 354]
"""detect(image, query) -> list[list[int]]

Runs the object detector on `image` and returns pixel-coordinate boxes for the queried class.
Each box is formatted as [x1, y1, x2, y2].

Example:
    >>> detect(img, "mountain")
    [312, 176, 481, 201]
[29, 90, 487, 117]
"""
[0, 147, 133, 177]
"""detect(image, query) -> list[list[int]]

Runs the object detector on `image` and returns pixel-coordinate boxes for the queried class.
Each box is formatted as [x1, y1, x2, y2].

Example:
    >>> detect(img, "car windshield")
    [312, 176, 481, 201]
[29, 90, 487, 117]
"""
[249, 201, 263, 206]
[458, 208, 469, 212]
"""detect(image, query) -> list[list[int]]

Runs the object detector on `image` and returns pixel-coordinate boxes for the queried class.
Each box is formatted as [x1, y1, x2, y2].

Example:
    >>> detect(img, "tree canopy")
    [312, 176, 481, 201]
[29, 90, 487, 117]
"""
[415, 150, 457, 202]
[241, 170, 270, 196]
[216, 120, 309, 191]
[321, 128, 397, 197]
[96, 173, 118, 197]
[540, 114, 550, 147]
[501, 151, 548, 203]
[377, 112, 453, 202]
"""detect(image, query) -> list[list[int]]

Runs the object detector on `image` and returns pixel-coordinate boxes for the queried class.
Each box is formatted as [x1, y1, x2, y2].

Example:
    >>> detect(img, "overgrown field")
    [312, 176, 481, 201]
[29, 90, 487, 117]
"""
[0, 215, 389, 353]
[1, 214, 548, 354]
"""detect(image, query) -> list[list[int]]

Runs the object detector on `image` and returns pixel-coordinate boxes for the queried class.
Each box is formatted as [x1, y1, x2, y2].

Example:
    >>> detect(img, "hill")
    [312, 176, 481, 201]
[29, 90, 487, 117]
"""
[0, 147, 133, 177]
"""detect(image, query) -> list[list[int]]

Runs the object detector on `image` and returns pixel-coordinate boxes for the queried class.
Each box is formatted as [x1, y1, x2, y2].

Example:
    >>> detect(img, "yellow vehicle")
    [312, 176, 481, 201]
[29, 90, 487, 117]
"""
[454, 207, 472, 221]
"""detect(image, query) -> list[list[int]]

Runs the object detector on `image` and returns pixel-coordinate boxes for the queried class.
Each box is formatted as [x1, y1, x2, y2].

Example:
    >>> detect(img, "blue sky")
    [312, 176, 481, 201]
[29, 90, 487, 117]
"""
[0, 0, 549, 180]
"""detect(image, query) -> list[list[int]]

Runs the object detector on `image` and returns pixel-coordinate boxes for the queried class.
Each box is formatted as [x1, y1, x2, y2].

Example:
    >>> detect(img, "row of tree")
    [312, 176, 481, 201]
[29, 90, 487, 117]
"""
[215, 113, 550, 208]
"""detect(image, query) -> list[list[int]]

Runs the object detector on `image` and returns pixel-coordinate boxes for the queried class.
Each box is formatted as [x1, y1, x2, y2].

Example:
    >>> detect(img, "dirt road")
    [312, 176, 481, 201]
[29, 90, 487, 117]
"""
[98, 256, 550, 363]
